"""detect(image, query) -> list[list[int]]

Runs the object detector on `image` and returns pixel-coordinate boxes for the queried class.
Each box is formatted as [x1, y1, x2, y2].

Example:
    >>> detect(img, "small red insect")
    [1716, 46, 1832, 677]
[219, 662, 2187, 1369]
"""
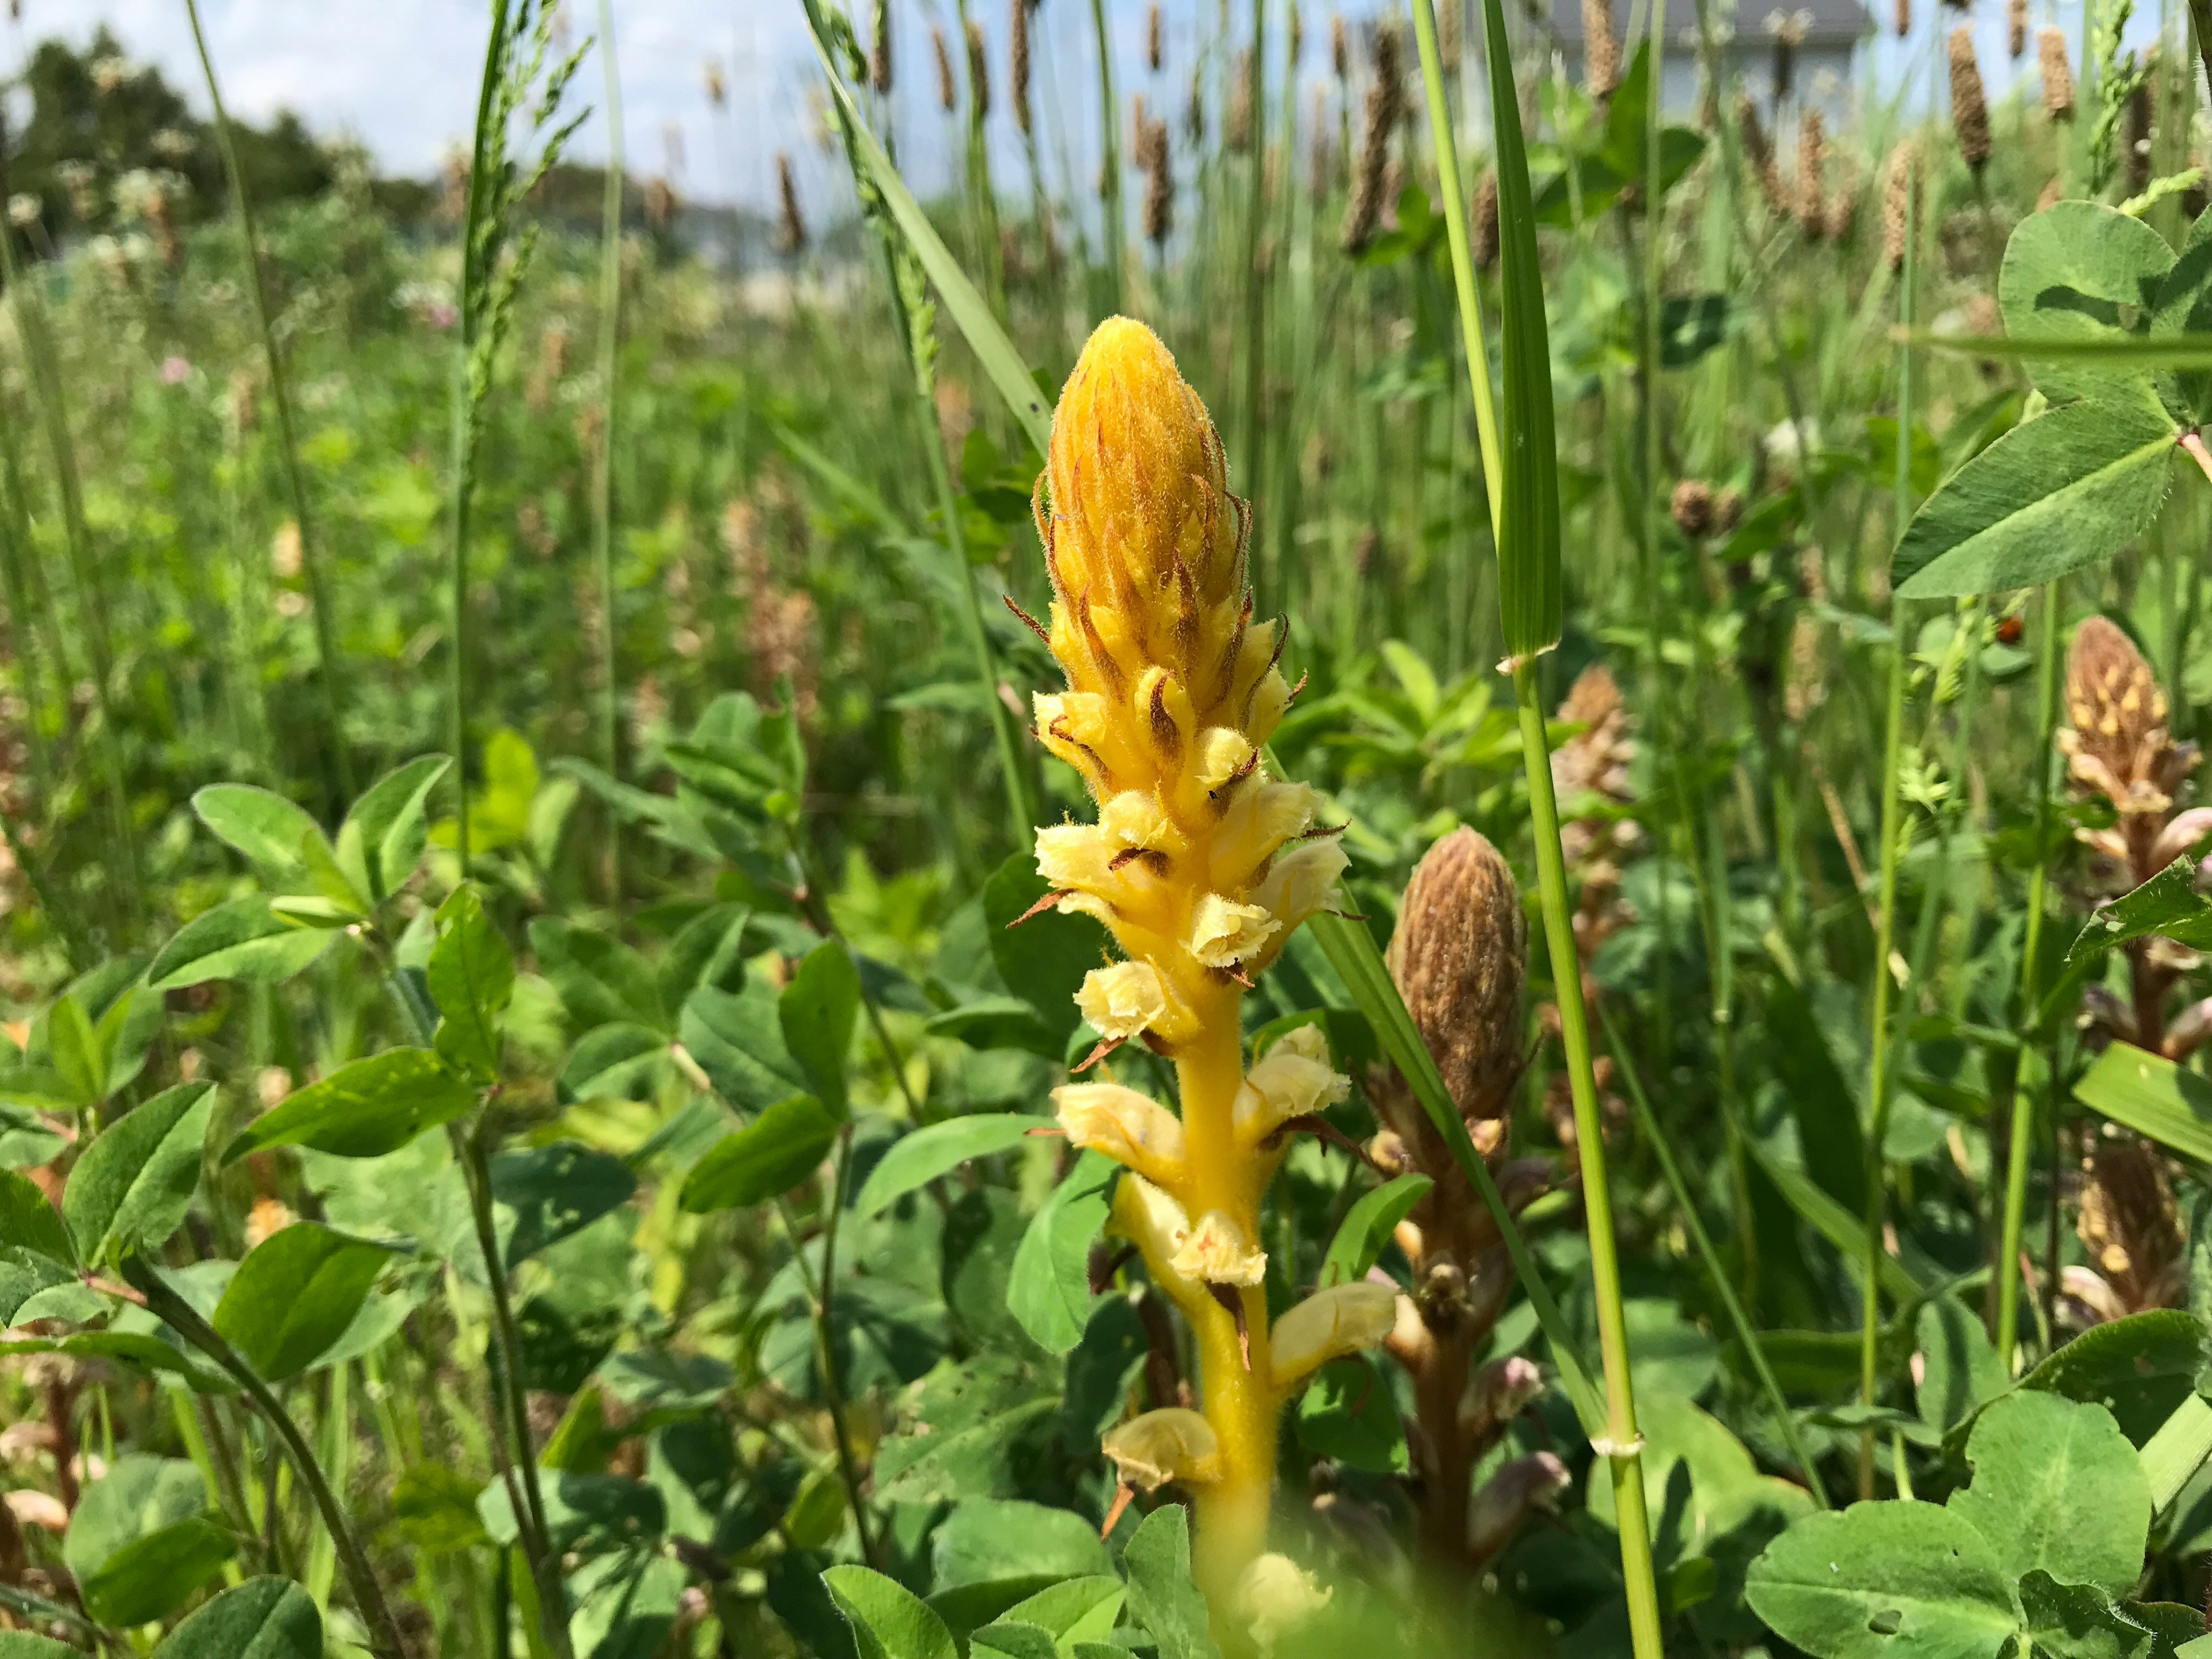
[1995, 615, 2025, 644]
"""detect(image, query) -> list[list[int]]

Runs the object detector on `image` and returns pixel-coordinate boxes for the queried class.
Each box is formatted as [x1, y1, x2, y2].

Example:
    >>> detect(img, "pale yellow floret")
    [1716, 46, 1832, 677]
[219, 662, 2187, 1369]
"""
[1195, 727, 1256, 793]
[1249, 840, 1350, 934]
[1234, 1553, 1334, 1657]
[1233, 1024, 1350, 1147]
[1185, 893, 1280, 969]
[1100, 789, 1177, 852]
[1035, 821, 1118, 893]
[1109, 1175, 1199, 1298]
[1075, 961, 1168, 1043]
[1211, 781, 1320, 889]
[1103, 1408, 1224, 1490]
[1054, 1081, 1187, 1187]
[1171, 1208, 1268, 1286]
[1270, 1281, 1398, 1389]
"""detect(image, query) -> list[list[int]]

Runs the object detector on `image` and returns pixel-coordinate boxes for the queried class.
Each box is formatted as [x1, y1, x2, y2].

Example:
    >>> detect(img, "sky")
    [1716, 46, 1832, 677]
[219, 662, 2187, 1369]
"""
[14, 0, 2167, 219]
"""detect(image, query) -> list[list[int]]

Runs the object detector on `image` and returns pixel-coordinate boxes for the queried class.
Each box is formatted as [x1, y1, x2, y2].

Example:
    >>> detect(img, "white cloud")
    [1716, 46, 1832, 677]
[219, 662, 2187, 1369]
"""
[9, 0, 819, 207]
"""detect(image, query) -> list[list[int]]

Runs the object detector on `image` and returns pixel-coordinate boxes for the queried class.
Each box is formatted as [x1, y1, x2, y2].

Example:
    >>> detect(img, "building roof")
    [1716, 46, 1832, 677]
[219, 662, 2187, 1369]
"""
[1549, 0, 1870, 47]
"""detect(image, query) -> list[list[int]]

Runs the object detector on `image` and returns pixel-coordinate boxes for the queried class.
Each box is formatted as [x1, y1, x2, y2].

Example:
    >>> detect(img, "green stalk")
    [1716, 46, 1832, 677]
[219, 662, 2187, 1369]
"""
[124, 1260, 407, 1659]
[1995, 581, 2062, 1369]
[1859, 165, 1916, 1498]
[1090, 0, 1127, 309]
[184, 0, 354, 797]
[593, 0, 626, 899]
[1601, 1002, 1830, 1507]
[1411, 0, 1661, 1643]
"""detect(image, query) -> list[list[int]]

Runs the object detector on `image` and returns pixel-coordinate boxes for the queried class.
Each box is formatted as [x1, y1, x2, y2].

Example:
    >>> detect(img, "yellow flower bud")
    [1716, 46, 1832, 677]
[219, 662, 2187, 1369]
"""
[1233, 1025, 1350, 1149]
[1270, 1281, 1397, 1389]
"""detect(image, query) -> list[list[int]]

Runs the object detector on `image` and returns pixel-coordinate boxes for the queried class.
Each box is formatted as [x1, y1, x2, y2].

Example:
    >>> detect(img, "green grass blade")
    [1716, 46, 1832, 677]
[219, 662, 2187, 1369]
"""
[799, 0, 1053, 459]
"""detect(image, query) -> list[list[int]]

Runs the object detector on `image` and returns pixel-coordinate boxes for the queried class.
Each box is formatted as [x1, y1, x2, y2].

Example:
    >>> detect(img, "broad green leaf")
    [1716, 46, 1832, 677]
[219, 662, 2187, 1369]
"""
[824, 1563, 960, 1659]
[0, 1247, 81, 1325]
[926, 997, 1063, 1058]
[556, 1022, 669, 1104]
[2140, 1391, 2212, 1511]
[971, 1621, 1059, 1659]
[489, 1140, 635, 1266]
[211, 1222, 398, 1380]
[1762, 974, 1869, 1216]
[781, 941, 860, 1117]
[146, 897, 332, 991]
[529, 918, 669, 1035]
[680, 983, 812, 1112]
[48, 994, 101, 1106]
[0, 1166, 73, 1264]
[224, 1048, 477, 1164]
[339, 754, 450, 903]
[1294, 1352, 1410, 1472]
[1120, 1504, 1221, 1659]
[1949, 1390, 2150, 1595]
[2152, 204, 2212, 422]
[1319, 1172, 1432, 1289]
[2017, 1573, 2157, 1659]
[1998, 201, 2175, 407]
[391, 1465, 491, 1554]
[2062, 856, 2212, 974]
[80, 1520, 237, 1627]
[427, 884, 514, 1081]
[1915, 1294, 2008, 1434]
[2020, 1310, 2206, 1415]
[680, 1095, 839, 1212]
[1006, 1150, 1113, 1355]
[657, 902, 751, 1009]
[0, 1330, 230, 1392]
[854, 1116, 1052, 1216]
[0, 1637, 79, 1657]
[1892, 397, 2177, 599]
[1745, 1500, 2018, 1658]
[998, 1577, 1125, 1643]
[63, 1082, 213, 1267]
[2075, 1042, 2212, 1163]
[150, 1576, 321, 1659]
[192, 783, 329, 881]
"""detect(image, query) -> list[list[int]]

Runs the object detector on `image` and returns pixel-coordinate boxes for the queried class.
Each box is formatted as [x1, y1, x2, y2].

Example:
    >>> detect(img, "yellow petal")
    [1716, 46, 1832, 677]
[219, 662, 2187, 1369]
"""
[1169, 1208, 1267, 1286]
[1270, 1281, 1397, 1389]
[1054, 1081, 1187, 1184]
[1101, 1407, 1222, 1491]
[1075, 961, 1169, 1043]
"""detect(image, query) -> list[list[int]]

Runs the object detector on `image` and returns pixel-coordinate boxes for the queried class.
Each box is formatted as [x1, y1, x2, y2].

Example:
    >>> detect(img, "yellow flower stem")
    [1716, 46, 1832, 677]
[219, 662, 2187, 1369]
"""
[1174, 993, 1277, 1607]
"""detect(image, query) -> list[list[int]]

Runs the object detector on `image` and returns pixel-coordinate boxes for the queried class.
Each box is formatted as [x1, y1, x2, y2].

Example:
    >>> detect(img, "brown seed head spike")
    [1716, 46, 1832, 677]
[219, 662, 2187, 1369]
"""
[1796, 109, 1826, 238]
[1384, 829, 1528, 1131]
[1148, 2, 1164, 69]
[1011, 0, 1033, 135]
[1736, 94, 1787, 217]
[775, 154, 808, 253]
[967, 18, 992, 118]
[1894, 0, 1910, 35]
[2040, 27, 2075, 119]
[1227, 48, 1255, 151]
[1881, 141, 1914, 272]
[2008, 0, 2027, 56]
[933, 26, 957, 111]
[1332, 14, 1350, 79]
[870, 2, 893, 92]
[1669, 479, 1715, 539]
[1583, 0, 1619, 97]
[1948, 25, 1990, 173]
[1342, 21, 1404, 253]
[1471, 170, 1500, 270]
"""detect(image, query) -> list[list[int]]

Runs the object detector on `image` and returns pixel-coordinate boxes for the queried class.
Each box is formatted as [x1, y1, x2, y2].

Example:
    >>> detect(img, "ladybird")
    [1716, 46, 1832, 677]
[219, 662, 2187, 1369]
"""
[1996, 615, 2024, 645]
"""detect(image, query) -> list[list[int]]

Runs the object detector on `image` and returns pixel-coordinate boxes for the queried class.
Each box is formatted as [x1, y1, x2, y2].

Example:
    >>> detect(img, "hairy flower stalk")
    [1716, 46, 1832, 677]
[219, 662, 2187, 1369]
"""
[1032, 319, 1371, 1611]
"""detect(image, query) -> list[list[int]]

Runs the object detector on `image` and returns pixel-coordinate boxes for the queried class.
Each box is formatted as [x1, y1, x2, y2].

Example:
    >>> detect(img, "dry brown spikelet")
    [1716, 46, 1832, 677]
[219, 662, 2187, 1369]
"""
[933, 26, 957, 111]
[1471, 169, 1500, 269]
[1670, 479, 1715, 539]
[1894, 0, 1910, 37]
[1737, 93, 1789, 216]
[1227, 48, 1255, 151]
[1332, 13, 1350, 79]
[2008, 0, 2027, 56]
[1948, 26, 1990, 172]
[1797, 108, 1827, 237]
[2039, 26, 2075, 118]
[1824, 153, 1858, 240]
[1147, 2, 1164, 69]
[1142, 116, 1175, 244]
[1440, 0, 1463, 65]
[1187, 66, 1207, 143]
[775, 153, 807, 253]
[1291, 4, 1305, 65]
[870, 4, 892, 93]
[966, 18, 991, 118]
[1382, 828, 1528, 1133]
[1011, 0, 1033, 134]
[1343, 21, 1404, 253]
[1583, 0, 1619, 97]
[1881, 141, 1914, 271]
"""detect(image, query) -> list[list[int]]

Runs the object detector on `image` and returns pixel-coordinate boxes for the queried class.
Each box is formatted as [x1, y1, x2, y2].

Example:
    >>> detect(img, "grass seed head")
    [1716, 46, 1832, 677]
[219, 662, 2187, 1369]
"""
[1895, 0, 1910, 37]
[1342, 21, 1403, 253]
[1012, 0, 1033, 134]
[775, 153, 807, 253]
[966, 18, 992, 118]
[1736, 94, 1789, 217]
[1148, 2, 1164, 69]
[1583, 0, 1619, 97]
[1797, 108, 1827, 237]
[1142, 117, 1175, 244]
[2040, 26, 2075, 118]
[1881, 141, 1914, 270]
[933, 26, 957, 111]
[1441, 0, 1463, 66]
[1471, 169, 1499, 269]
[2008, 0, 2027, 56]
[1670, 479, 1715, 539]
[1228, 48, 1255, 151]
[1948, 25, 1990, 172]
[1332, 13, 1350, 79]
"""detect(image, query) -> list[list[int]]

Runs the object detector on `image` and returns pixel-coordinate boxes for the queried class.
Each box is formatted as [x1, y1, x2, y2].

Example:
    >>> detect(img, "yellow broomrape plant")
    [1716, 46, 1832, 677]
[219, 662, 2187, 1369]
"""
[1027, 316, 1387, 1613]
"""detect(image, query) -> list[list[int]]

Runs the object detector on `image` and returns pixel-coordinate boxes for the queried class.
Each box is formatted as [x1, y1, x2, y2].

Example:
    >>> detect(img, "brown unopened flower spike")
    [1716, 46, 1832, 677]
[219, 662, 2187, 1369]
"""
[2008, 0, 2027, 57]
[1948, 25, 1990, 173]
[966, 18, 992, 118]
[1148, 2, 1164, 69]
[1384, 829, 1528, 1131]
[1012, 0, 1033, 134]
[2040, 27, 2075, 119]
[1671, 479, 1715, 539]
[775, 153, 807, 253]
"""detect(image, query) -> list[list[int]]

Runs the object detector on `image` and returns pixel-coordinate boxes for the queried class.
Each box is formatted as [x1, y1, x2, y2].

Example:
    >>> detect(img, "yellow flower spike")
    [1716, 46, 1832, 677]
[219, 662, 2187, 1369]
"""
[1034, 318, 1349, 1615]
